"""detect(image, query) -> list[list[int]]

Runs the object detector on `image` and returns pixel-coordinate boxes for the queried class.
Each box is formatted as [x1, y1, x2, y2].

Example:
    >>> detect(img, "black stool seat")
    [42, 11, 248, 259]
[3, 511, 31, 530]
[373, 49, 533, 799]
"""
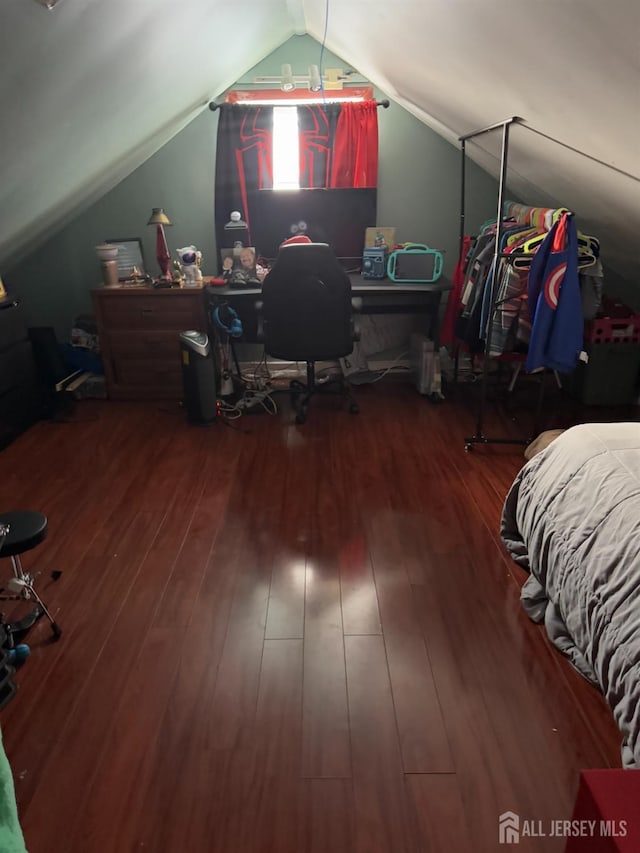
[0, 512, 48, 558]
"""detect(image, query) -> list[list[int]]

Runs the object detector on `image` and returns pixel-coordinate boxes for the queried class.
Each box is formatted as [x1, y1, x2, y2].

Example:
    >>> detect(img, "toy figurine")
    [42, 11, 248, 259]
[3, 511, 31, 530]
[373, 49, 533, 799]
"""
[176, 246, 203, 287]
[221, 255, 234, 281]
[172, 260, 184, 285]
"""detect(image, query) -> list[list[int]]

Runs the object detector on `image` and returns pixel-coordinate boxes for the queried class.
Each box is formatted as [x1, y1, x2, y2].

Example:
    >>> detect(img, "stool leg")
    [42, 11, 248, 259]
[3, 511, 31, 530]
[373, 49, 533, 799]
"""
[11, 555, 33, 586]
[20, 580, 61, 639]
[4, 557, 61, 640]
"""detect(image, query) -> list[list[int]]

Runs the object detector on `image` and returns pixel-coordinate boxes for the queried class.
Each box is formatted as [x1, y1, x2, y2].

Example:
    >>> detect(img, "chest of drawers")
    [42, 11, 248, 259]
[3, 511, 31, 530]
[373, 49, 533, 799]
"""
[0, 300, 39, 448]
[92, 287, 207, 400]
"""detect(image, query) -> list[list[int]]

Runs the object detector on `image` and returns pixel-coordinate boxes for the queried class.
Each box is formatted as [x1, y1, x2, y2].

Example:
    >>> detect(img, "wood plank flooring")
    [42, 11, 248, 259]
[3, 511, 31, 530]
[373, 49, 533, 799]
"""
[0, 385, 624, 853]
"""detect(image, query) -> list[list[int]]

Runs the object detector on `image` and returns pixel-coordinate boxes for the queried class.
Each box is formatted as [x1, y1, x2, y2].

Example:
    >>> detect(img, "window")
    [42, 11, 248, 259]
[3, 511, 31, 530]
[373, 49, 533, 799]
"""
[225, 89, 374, 193]
[272, 106, 300, 191]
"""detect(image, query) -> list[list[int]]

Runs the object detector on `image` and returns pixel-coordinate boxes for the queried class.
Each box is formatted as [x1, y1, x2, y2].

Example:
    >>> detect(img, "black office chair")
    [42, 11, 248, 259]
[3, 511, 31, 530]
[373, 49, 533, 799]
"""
[258, 242, 360, 424]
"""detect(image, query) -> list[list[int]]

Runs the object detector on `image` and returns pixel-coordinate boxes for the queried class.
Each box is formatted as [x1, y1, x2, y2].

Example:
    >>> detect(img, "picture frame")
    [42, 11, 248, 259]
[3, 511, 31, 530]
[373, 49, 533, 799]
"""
[105, 238, 146, 280]
[220, 246, 258, 284]
[365, 227, 396, 250]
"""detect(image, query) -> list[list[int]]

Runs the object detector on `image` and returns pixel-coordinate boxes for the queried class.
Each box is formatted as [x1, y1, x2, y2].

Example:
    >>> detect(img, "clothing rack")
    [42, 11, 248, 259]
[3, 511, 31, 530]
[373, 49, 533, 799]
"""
[459, 116, 549, 452]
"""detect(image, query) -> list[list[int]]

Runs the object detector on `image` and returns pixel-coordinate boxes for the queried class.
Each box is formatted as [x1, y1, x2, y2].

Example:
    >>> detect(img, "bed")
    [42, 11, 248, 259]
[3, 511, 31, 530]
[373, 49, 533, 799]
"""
[500, 422, 640, 768]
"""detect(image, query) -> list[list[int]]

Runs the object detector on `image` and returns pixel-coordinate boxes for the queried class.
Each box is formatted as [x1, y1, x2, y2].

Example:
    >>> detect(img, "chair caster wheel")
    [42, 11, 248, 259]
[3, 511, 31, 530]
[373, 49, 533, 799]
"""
[52, 622, 62, 640]
[349, 402, 359, 414]
[295, 412, 307, 425]
[465, 443, 473, 453]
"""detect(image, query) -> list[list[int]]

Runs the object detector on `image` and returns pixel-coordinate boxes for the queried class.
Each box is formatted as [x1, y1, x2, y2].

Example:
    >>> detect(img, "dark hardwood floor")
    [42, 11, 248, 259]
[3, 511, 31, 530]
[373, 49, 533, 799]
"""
[0, 383, 624, 852]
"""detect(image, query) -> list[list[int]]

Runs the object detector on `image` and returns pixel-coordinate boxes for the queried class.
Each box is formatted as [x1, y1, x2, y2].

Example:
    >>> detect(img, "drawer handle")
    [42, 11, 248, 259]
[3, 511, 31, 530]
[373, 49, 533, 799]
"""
[141, 308, 155, 315]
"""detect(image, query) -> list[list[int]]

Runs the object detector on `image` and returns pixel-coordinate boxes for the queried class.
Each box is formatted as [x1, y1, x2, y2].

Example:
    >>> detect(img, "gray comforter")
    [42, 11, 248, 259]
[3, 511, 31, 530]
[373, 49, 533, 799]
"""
[501, 422, 640, 767]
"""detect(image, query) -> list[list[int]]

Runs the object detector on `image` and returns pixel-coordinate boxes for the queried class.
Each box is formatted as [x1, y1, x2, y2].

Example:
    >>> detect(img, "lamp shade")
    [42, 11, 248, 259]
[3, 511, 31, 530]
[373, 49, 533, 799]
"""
[147, 207, 172, 226]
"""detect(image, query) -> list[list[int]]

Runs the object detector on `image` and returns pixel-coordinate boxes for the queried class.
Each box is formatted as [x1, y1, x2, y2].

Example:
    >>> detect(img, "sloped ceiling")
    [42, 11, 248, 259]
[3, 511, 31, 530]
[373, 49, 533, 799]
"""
[1, 0, 639, 278]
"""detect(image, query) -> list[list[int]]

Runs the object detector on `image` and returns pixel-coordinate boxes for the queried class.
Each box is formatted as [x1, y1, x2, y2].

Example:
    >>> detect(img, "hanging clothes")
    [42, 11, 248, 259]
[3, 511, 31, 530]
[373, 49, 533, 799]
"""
[440, 235, 472, 346]
[526, 212, 583, 373]
[488, 261, 530, 357]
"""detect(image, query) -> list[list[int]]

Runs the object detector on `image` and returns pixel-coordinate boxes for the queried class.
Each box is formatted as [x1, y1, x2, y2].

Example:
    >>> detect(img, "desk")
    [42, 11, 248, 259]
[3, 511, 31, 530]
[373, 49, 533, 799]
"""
[206, 276, 453, 346]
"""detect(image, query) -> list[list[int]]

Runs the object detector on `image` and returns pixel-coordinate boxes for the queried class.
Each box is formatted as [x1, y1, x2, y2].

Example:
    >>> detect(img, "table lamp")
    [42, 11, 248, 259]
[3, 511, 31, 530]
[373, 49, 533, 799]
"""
[147, 208, 172, 279]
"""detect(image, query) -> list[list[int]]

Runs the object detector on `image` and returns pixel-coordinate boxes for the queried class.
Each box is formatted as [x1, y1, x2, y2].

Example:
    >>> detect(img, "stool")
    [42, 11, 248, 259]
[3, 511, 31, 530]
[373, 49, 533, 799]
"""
[0, 512, 62, 640]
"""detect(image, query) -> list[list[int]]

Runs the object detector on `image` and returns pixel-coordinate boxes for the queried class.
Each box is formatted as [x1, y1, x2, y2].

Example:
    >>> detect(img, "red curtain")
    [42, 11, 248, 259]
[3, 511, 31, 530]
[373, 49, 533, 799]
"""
[330, 102, 378, 188]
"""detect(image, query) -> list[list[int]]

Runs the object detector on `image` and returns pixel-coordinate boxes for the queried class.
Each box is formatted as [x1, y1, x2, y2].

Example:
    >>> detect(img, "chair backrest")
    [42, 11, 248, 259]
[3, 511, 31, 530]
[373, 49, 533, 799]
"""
[261, 243, 354, 361]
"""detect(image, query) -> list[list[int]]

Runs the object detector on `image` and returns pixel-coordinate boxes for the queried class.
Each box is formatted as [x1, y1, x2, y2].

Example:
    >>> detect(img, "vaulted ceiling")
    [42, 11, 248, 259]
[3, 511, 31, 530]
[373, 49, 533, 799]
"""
[1, 0, 638, 278]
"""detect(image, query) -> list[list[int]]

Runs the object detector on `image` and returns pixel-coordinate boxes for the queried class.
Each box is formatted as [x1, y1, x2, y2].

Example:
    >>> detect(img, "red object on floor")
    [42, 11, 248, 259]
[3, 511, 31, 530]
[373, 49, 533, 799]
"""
[565, 770, 640, 852]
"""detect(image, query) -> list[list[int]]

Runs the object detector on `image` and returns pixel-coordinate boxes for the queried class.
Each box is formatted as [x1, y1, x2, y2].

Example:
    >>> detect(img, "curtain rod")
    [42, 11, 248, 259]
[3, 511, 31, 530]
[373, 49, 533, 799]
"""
[208, 99, 390, 111]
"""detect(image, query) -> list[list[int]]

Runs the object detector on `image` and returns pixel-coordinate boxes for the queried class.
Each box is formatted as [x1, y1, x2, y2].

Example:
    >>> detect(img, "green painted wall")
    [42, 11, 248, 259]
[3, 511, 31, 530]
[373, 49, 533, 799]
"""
[5, 35, 499, 339]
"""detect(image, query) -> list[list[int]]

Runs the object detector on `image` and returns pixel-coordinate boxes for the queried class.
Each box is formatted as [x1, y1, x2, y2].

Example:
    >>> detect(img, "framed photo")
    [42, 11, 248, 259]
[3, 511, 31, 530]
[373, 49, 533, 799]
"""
[365, 227, 396, 250]
[221, 246, 258, 284]
[105, 238, 146, 280]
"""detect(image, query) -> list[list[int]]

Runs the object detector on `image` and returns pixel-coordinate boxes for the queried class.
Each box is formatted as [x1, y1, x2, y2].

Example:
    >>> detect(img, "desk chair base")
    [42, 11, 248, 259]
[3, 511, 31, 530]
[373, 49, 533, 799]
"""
[290, 362, 359, 425]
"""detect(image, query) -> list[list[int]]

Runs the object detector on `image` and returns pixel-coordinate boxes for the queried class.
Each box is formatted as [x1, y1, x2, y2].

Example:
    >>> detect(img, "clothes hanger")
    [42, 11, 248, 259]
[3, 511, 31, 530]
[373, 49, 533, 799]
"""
[505, 226, 542, 247]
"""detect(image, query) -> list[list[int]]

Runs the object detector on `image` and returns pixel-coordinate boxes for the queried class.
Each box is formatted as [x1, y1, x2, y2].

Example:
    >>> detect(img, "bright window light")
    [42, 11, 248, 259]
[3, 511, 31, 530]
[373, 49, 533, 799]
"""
[273, 107, 300, 191]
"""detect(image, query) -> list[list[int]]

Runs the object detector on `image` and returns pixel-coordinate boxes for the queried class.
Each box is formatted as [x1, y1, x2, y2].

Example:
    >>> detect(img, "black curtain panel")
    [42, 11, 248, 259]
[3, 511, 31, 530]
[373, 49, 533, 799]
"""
[297, 103, 341, 189]
[214, 105, 274, 260]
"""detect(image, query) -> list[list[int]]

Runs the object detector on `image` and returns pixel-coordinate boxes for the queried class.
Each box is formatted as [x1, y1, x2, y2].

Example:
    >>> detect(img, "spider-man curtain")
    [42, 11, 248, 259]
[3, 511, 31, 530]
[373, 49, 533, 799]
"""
[214, 105, 274, 258]
[298, 102, 378, 189]
[215, 102, 378, 261]
[298, 103, 340, 188]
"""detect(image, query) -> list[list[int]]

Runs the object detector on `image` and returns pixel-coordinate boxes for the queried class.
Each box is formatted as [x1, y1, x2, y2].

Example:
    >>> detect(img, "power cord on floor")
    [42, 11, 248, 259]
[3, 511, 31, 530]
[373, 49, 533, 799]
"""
[367, 350, 411, 383]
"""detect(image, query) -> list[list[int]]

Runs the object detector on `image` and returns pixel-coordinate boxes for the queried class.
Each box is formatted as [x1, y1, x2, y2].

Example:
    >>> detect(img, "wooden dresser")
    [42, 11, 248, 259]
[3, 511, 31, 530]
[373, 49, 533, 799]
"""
[92, 287, 207, 400]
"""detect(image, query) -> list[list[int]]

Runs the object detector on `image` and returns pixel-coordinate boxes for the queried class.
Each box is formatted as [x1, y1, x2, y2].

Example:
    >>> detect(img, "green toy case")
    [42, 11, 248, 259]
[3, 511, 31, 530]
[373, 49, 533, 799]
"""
[387, 243, 443, 283]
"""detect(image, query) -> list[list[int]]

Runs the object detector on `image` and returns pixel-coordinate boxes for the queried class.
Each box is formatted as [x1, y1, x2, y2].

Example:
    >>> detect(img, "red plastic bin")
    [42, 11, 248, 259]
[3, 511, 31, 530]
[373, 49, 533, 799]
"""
[585, 298, 640, 344]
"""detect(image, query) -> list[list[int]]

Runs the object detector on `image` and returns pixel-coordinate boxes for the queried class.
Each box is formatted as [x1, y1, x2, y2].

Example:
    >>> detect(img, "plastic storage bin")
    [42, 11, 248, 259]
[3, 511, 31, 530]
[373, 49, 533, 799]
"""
[564, 343, 640, 406]
[585, 296, 640, 344]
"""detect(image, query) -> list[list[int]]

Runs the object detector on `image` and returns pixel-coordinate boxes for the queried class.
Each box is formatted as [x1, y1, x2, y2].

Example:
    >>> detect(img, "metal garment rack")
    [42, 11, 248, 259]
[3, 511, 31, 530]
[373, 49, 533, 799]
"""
[459, 116, 544, 452]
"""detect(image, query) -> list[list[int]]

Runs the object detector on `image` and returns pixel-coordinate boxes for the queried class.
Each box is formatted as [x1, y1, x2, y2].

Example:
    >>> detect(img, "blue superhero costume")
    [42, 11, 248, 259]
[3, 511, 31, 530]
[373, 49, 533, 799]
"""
[526, 212, 583, 373]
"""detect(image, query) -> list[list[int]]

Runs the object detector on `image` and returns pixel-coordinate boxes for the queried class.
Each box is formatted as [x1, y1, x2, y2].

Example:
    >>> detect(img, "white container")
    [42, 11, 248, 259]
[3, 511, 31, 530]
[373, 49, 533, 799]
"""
[95, 243, 118, 261]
